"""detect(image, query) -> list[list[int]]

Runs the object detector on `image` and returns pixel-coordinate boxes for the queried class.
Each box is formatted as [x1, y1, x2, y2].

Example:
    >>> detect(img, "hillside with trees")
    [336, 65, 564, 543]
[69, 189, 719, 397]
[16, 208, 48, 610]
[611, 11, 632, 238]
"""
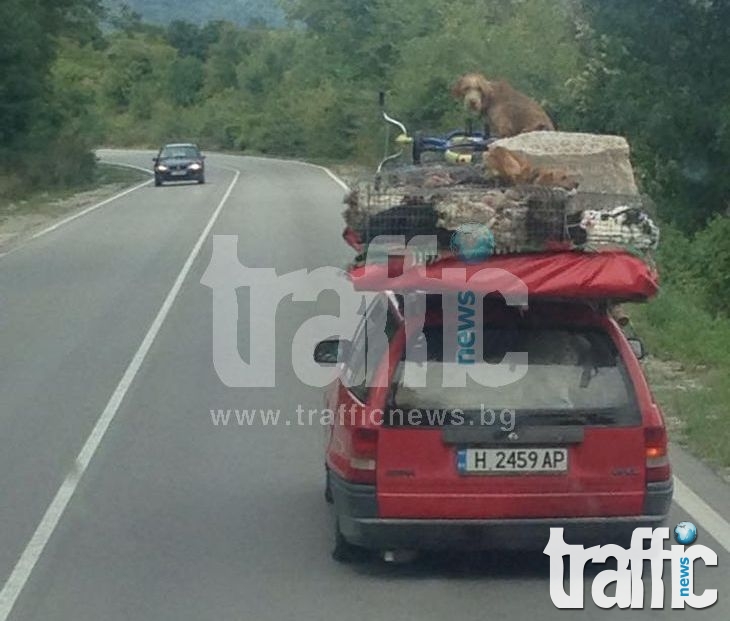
[103, 0, 285, 26]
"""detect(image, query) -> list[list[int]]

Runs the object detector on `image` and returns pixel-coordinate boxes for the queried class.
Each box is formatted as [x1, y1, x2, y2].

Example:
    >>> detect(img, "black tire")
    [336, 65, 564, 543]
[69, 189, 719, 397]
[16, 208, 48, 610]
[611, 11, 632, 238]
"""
[324, 468, 333, 504]
[198, 175, 206, 185]
[332, 519, 361, 563]
[154, 176, 162, 187]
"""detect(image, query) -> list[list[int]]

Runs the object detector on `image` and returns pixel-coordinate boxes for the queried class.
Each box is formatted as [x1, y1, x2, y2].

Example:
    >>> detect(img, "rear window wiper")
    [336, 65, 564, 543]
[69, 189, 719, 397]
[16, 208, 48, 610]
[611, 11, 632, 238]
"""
[523, 411, 619, 426]
[579, 365, 599, 388]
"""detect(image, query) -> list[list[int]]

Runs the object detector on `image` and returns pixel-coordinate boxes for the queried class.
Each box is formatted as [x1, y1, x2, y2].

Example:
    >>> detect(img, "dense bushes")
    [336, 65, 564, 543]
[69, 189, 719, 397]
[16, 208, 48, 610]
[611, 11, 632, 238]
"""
[82, 0, 589, 165]
[692, 217, 730, 316]
[578, 0, 730, 232]
[656, 217, 730, 318]
[0, 0, 102, 198]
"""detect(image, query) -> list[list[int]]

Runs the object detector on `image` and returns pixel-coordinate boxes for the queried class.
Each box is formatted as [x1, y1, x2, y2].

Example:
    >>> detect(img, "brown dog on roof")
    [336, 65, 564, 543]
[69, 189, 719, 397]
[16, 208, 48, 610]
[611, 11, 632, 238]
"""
[452, 73, 555, 138]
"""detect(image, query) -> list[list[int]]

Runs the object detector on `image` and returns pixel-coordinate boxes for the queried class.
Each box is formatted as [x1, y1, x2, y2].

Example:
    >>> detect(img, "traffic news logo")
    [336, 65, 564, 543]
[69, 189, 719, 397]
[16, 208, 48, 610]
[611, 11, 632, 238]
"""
[544, 522, 718, 609]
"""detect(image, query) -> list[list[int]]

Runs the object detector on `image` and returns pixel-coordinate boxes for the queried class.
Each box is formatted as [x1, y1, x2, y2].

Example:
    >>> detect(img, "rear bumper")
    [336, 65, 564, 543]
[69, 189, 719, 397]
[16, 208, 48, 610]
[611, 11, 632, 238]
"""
[645, 479, 674, 516]
[156, 170, 203, 181]
[340, 514, 670, 550]
[331, 473, 673, 551]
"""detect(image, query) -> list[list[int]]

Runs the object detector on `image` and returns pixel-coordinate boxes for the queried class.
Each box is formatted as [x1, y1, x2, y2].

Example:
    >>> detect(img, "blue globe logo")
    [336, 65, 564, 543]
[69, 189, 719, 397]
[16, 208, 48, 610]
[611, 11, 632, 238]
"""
[674, 521, 698, 545]
[450, 223, 495, 263]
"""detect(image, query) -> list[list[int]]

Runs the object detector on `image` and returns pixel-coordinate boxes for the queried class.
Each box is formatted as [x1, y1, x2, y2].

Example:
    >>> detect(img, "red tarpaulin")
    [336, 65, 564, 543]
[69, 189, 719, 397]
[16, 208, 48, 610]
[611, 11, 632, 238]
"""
[348, 251, 658, 301]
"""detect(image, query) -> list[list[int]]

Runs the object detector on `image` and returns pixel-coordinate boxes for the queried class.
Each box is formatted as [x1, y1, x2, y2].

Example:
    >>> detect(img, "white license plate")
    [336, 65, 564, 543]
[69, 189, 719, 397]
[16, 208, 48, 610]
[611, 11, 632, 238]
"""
[171, 170, 188, 176]
[457, 448, 568, 474]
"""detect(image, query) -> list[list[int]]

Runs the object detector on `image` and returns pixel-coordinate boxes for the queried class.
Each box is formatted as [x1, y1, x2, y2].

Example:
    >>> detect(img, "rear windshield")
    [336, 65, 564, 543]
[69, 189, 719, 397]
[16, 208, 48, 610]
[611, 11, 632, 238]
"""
[160, 146, 199, 159]
[391, 325, 639, 423]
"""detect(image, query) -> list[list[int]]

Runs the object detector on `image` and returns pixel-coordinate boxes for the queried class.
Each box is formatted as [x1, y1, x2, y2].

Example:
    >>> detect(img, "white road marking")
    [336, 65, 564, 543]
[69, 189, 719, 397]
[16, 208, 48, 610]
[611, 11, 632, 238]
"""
[103, 161, 154, 175]
[673, 476, 730, 553]
[0, 176, 152, 260]
[241, 154, 350, 191]
[0, 169, 241, 620]
[315, 165, 350, 191]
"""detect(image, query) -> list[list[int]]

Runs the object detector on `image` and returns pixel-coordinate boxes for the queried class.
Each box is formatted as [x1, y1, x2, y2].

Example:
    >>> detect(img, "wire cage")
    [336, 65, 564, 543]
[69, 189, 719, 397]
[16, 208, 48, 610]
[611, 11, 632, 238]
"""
[343, 163, 660, 260]
[353, 183, 573, 255]
[565, 193, 659, 254]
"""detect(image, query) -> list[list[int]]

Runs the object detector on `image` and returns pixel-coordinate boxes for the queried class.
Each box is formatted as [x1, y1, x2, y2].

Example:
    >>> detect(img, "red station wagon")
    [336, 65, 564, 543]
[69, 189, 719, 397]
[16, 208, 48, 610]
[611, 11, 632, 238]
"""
[315, 287, 673, 561]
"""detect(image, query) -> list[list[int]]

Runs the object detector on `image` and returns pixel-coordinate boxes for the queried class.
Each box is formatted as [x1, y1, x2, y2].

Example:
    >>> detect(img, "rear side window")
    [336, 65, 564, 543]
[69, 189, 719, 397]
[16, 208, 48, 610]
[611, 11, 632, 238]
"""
[345, 295, 400, 403]
[391, 326, 640, 425]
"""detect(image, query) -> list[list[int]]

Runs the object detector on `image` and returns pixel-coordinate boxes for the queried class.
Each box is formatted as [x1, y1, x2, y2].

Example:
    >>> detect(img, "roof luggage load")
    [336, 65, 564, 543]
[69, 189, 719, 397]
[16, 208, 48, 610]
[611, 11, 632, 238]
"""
[347, 251, 659, 302]
[343, 182, 658, 256]
[341, 131, 661, 302]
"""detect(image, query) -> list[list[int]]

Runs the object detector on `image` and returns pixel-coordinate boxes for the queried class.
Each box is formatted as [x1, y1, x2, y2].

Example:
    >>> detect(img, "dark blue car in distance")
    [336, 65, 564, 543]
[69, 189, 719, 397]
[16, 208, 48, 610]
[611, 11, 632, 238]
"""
[153, 143, 206, 186]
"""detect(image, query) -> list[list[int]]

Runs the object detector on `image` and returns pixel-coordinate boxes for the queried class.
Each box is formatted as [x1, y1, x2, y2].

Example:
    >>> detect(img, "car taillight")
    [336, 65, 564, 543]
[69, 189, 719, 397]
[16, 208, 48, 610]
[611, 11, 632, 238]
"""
[349, 428, 378, 483]
[645, 426, 671, 482]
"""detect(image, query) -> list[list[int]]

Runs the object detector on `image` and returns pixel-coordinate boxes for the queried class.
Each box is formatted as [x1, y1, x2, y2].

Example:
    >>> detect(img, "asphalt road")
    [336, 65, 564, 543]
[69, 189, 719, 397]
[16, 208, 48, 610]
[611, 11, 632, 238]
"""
[0, 150, 728, 620]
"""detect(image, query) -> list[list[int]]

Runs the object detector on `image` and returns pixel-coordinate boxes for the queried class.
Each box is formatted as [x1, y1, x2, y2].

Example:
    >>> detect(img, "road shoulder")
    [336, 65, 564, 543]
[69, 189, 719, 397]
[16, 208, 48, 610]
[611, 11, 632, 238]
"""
[0, 164, 150, 255]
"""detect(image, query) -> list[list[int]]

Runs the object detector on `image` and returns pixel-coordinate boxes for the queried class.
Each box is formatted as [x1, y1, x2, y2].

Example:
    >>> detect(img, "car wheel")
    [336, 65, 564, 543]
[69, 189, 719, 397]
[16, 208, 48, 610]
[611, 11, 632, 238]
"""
[324, 468, 333, 504]
[154, 176, 162, 187]
[198, 175, 206, 184]
[332, 518, 361, 563]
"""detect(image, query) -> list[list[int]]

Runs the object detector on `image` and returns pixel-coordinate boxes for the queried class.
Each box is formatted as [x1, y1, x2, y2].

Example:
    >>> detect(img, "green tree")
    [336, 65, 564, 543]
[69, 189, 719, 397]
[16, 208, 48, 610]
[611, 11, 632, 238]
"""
[0, 0, 102, 193]
[101, 36, 173, 110]
[577, 0, 730, 230]
[165, 20, 224, 59]
[167, 56, 205, 106]
[693, 216, 730, 316]
[203, 24, 253, 93]
[281, 0, 381, 79]
[106, 4, 145, 34]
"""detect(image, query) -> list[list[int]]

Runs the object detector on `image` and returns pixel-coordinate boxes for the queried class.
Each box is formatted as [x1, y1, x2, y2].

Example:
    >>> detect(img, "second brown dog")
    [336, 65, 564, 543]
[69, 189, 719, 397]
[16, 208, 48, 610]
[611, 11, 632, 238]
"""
[486, 146, 578, 190]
